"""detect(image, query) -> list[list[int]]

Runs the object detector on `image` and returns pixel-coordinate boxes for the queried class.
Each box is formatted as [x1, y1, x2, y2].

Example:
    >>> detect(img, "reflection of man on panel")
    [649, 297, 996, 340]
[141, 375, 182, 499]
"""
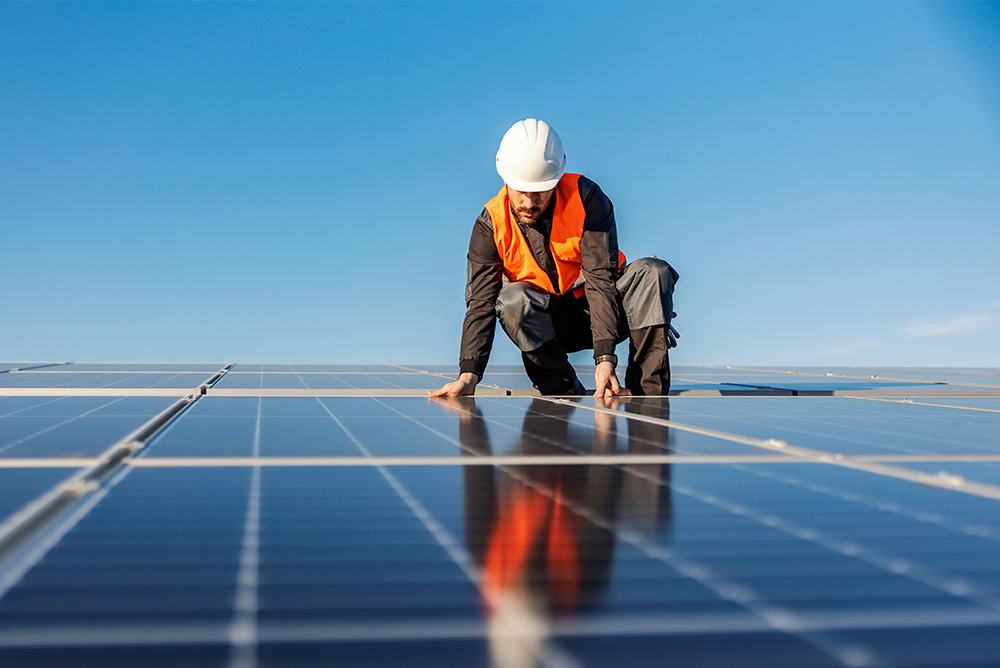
[438, 395, 674, 667]
[431, 119, 678, 398]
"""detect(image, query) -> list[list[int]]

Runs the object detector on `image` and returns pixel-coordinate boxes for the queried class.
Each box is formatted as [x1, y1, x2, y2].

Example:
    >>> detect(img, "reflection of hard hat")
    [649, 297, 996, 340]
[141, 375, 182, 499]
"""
[495, 119, 566, 192]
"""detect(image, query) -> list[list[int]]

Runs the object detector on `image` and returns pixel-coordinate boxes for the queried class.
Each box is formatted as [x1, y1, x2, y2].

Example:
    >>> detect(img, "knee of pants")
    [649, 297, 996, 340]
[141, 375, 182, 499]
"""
[624, 257, 677, 294]
[495, 282, 555, 351]
[618, 257, 678, 331]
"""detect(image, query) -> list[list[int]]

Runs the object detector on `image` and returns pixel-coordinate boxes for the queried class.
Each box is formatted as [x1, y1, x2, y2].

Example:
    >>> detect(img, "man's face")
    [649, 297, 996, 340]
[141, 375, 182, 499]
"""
[507, 186, 555, 226]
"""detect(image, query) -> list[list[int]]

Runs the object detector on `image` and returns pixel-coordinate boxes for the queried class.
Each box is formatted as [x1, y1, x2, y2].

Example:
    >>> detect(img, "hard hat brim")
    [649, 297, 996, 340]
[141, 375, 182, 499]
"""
[496, 164, 564, 193]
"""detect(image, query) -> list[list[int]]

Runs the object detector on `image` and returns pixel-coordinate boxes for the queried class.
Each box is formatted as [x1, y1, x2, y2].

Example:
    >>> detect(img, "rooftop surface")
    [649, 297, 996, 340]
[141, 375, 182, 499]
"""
[1, 363, 1000, 667]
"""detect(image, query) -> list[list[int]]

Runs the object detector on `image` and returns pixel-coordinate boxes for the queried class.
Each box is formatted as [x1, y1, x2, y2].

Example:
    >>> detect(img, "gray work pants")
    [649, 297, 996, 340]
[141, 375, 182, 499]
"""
[495, 257, 678, 395]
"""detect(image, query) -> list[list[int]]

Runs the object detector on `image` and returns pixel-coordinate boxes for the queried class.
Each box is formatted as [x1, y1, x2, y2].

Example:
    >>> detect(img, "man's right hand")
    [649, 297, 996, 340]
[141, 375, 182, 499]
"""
[429, 372, 479, 397]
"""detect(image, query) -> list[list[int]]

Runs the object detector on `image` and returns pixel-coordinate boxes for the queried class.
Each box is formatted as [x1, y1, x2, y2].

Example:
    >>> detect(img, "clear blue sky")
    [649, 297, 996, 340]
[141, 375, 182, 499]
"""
[2, 2, 998, 368]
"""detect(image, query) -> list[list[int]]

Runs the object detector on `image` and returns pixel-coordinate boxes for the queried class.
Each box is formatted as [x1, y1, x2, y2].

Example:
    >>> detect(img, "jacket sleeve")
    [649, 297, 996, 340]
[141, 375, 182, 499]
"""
[578, 177, 622, 358]
[458, 209, 503, 378]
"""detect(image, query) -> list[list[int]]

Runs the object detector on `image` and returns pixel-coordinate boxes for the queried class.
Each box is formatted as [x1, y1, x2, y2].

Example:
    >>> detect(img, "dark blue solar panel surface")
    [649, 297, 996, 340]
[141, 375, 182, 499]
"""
[3, 365, 1000, 668]
[60, 364, 224, 373]
[0, 363, 64, 373]
[214, 372, 450, 390]
[890, 461, 1000, 488]
[230, 364, 408, 373]
[0, 396, 177, 458]
[141, 396, 767, 458]
[649, 396, 1000, 455]
[0, 469, 82, 527]
[0, 373, 214, 389]
[5, 463, 1000, 666]
[893, 398, 1000, 411]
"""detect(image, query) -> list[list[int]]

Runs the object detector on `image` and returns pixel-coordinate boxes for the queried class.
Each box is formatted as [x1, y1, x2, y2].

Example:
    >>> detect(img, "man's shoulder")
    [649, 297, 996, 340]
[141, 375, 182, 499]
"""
[475, 207, 494, 230]
[576, 174, 605, 200]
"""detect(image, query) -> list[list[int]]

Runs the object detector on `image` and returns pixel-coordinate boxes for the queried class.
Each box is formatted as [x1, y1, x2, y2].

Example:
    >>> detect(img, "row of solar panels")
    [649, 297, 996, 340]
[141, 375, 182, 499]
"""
[2, 363, 998, 394]
[2, 365, 1000, 667]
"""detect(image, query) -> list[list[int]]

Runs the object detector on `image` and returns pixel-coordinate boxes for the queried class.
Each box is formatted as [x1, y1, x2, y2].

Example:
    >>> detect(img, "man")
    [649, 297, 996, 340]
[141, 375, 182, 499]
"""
[430, 118, 678, 398]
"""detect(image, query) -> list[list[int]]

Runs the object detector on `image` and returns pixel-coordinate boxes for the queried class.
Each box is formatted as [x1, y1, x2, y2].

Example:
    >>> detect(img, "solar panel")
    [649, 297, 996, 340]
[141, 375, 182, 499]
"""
[0, 372, 217, 390]
[0, 363, 65, 373]
[2, 364, 1000, 667]
[58, 364, 225, 373]
[0, 397, 180, 458]
[213, 373, 450, 391]
[0, 469, 85, 527]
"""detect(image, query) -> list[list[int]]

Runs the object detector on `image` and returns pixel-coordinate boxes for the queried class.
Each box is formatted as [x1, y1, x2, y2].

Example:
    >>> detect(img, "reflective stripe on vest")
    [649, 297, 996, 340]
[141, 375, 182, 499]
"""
[484, 173, 625, 296]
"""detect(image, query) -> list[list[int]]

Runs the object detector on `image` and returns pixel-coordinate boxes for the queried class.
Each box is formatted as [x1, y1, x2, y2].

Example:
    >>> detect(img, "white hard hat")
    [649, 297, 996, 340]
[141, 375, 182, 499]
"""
[495, 119, 566, 192]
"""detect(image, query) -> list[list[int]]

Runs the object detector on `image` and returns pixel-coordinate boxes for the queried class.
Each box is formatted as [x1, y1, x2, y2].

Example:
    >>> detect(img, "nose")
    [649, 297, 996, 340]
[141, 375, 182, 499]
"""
[526, 193, 543, 208]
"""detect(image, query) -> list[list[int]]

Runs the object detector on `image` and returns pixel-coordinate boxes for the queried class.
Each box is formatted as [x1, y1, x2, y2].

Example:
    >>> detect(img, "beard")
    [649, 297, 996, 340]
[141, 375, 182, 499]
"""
[511, 203, 546, 226]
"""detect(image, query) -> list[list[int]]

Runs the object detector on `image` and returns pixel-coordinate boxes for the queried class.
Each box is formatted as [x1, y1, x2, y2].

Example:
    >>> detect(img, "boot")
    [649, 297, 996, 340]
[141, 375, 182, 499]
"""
[625, 325, 671, 396]
[522, 341, 587, 395]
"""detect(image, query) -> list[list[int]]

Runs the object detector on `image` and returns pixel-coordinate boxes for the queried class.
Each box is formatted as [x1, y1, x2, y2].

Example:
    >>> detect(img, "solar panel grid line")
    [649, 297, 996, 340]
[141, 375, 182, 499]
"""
[124, 454, 804, 467]
[6, 367, 1000, 666]
[16, 370, 206, 375]
[613, 466, 1000, 667]
[6, 607, 1000, 649]
[226, 370, 466, 376]
[370, 464, 586, 668]
[312, 398, 579, 668]
[495, 462, 866, 667]
[0, 461, 130, 604]
[288, 368, 312, 390]
[540, 397, 799, 454]
[228, 397, 262, 668]
[728, 464, 1000, 549]
[205, 388, 515, 397]
[0, 388, 198, 397]
[391, 364, 443, 374]
[0, 459, 100, 468]
[801, 389, 1000, 398]
[643, 398, 999, 457]
[358, 397, 986, 663]
[553, 398, 1000, 503]
[720, 365, 1000, 390]
[885, 368, 1000, 379]
[658, 466, 1000, 621]
[831, 400, 1000, 447]
[0, 364, 66, 374]
[0, 396, 73, 418]
[803, 458, 1000, 502]
[0, 394, 196, 567]
[731, 400, 968, 447]
[718, 382, 798, 394]
[196, 386, 1000, 397]
[0, 396, 130, 457]
[851, 455, 1000, 462]
[477, 396, 689, 459]
[338, 372, 373, 390]
[854, 397, 1000, 414]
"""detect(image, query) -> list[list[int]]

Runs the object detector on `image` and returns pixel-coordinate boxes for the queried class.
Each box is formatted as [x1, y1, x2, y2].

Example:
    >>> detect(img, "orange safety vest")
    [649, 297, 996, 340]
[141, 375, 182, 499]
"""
[484, 173, 626, 296]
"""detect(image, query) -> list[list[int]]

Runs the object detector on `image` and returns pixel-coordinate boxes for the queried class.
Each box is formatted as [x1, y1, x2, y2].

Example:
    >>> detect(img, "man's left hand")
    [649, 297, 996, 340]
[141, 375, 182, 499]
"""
[594, 361, 630, 399]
